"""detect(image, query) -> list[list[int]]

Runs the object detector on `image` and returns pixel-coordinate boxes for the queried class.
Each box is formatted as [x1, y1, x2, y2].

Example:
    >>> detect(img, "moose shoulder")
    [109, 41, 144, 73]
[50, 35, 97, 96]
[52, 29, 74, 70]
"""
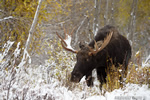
[56, 25, 131, 89]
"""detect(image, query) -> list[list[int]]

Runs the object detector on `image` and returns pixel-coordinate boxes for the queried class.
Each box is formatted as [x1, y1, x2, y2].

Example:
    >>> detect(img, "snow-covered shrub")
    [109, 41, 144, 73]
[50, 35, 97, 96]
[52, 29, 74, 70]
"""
[126, 64, 149, 85]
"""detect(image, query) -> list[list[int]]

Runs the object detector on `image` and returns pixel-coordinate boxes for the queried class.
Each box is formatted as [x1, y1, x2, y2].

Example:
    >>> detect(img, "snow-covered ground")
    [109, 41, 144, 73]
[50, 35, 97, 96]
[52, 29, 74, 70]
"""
[0, 64, 149, 100]
[0, 71, 149, 100]
[0, 41, 150, 100]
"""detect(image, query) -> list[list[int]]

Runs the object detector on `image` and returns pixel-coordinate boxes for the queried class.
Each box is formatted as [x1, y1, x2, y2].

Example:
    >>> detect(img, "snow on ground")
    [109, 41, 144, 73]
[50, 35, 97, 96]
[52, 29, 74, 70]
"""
[0, 63, 149, 100]
[104, 84, 150, 100]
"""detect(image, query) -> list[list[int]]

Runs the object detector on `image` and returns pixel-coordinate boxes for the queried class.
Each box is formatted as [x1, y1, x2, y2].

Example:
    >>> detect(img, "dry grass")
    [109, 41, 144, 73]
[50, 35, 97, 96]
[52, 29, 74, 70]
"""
[103, 62, 150, 92]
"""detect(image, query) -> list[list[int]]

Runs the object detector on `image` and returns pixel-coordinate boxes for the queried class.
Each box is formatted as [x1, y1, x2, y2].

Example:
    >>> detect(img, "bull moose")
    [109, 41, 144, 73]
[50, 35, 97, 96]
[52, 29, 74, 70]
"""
[56, 25, 131, 89]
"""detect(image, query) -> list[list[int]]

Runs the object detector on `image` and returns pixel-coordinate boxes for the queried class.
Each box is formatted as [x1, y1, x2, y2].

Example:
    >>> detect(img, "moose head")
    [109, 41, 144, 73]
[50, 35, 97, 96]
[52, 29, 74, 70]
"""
[56, 28, 113, 84]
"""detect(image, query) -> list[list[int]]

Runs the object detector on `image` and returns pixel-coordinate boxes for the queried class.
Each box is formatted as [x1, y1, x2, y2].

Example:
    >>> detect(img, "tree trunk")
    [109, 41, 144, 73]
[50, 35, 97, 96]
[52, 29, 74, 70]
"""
[128, 0, 138, 62]
[93, 0, 101, 36]
[110, 0, 115, 25]
[128, 0, 138, 42]
[18, 0, 43, 67]
[104, 0, 109, 25]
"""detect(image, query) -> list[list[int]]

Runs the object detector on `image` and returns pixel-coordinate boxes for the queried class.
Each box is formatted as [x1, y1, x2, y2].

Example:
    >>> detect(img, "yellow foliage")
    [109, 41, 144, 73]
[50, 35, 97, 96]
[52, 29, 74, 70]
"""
[0, 0, 49, 56]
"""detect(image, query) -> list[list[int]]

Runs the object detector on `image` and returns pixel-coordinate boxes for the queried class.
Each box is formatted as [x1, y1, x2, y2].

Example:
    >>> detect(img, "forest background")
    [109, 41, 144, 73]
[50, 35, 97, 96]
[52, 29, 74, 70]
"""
[0, 0, 150, 65]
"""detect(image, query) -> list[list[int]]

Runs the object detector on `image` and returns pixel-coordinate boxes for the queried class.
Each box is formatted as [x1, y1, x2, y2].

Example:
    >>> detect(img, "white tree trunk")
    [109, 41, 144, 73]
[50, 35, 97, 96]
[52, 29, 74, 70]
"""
[19, 0, 43, 67]
[93, 0, 101, 36]
[104, 0, 109, 25]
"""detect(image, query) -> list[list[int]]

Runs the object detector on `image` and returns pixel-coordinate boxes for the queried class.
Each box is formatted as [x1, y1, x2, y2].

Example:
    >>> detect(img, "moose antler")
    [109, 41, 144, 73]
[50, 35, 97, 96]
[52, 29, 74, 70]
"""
[56, 28, 78, 53]
[89, 31, 113, 55]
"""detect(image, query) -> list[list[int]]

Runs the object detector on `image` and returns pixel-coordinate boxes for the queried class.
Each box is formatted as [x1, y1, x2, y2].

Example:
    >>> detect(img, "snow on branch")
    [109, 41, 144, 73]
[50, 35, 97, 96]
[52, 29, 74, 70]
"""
[0, 16, 13, 22]
[0, 40, 14, 61]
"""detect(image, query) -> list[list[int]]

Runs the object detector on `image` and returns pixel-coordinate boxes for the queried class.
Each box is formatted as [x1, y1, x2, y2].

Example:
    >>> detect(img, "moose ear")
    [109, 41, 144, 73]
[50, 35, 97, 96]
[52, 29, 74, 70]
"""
[79, 42, 85, 49]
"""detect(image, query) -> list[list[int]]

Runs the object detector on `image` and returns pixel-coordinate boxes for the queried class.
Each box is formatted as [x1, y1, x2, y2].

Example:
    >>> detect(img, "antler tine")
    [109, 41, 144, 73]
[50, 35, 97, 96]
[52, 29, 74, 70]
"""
[56, 28, 78, 53]
[63, 26, 76, 36]
[94, 40, 99, 51]
[63, 27, 68, 39]
[99, 31, 113, 51]
[67, 28, 69, 36]
[56, 32, 67, 46]
[89, 31, 113, 55]
[60, 40, 77, 53]
[70, 27, 76, 36]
